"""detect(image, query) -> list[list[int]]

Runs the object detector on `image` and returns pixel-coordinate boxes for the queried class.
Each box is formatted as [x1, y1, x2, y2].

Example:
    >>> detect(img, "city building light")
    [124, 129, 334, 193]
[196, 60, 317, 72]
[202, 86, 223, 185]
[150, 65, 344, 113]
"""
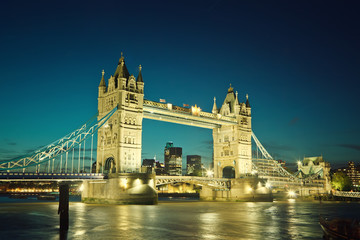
[288, 190, 296, 198]
[191, 104, 201, 116]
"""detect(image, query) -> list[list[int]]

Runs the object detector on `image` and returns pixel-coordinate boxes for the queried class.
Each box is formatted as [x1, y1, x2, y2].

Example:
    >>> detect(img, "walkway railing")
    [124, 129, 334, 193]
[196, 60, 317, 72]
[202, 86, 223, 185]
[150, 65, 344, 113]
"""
[333, 190, 360, 198]
[156, 175, 231, 189]
[0, 172, 104, 180]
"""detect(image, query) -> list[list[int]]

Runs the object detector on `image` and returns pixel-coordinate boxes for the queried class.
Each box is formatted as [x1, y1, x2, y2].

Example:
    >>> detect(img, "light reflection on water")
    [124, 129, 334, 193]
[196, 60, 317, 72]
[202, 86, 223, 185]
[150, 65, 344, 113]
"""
[0, 200, 359, 239]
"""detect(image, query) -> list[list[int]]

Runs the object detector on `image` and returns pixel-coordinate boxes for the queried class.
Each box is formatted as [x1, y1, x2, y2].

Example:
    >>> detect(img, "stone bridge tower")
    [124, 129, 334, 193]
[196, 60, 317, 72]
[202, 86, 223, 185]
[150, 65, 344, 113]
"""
[212, 85, 252, 178]
[96, 55, 144, 173]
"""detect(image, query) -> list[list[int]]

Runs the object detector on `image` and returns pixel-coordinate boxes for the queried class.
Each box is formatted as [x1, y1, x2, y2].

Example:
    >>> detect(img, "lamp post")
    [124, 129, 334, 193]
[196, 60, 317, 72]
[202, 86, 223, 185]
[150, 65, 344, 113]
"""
[206, 169, 214, 178]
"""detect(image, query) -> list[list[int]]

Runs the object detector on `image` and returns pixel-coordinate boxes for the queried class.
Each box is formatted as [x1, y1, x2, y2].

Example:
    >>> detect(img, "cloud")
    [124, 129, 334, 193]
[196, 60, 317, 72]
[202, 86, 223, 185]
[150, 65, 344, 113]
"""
[2, 139, 17, 146]
[289, 117, 299, 125]
[337, 144, 360, 151]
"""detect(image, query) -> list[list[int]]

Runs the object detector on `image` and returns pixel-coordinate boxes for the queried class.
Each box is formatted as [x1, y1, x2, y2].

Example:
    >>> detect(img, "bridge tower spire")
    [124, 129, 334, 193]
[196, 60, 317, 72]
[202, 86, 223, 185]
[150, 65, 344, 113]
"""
[212, 97, 218, 114]
[213, 86, 252, 178]
[98, 70, 107, 96]
[96, 55, 144, 173]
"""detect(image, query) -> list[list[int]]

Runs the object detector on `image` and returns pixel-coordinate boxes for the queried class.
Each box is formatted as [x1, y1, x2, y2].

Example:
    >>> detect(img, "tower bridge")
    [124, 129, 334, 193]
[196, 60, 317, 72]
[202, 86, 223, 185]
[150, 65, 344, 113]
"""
[0, 55, 330, 202]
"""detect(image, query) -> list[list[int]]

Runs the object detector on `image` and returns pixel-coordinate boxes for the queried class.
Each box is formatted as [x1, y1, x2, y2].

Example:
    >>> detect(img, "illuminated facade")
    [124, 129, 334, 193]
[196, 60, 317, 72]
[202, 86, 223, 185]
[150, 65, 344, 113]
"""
[164, 142, 182, 176]
[96, 55, 144, 173]
[346, 161, 360, 187]
[212, 86, 252, 178]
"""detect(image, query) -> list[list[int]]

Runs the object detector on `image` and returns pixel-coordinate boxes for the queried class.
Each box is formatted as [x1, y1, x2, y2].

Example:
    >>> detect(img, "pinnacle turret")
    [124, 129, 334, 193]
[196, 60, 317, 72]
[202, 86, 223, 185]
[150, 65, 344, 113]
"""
[137, 65, 143, 82]
[246, 94, 251, 108]
[99, 69, 106, 87]
[235, 91, 239, 105]
[212, 97, 218, 114]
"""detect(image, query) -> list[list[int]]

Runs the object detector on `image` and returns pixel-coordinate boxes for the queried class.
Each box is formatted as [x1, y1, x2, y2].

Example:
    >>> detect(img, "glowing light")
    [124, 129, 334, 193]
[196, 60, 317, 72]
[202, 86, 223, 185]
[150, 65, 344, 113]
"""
[148, 179, 154, 188]
[297, 161, 301, 165]
[191, 104, 201, 116]
[79, 184, 84, 192]
[206, 170, 214, 178]
[248, 187, 253, 193]
[265, 182, 272, 188]
[134, 178, 142, 187]
[288, 190, 296, 198]
[120, 178, 128, 189]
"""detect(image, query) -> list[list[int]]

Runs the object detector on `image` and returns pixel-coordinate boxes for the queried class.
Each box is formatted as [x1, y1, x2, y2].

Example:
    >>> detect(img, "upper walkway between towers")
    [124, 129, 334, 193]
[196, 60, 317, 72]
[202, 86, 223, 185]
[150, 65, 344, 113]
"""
[143, 100, 237, 129]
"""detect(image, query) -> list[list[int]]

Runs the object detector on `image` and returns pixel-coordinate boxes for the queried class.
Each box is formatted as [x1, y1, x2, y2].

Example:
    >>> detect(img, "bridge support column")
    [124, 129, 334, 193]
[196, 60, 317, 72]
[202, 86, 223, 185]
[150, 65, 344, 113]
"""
[200, 177, 272, 202]
[96, 57, 144, 174]
[212, 87, 252, 178]
[82, 173, 157, 204]
[213, 124, 252, 178]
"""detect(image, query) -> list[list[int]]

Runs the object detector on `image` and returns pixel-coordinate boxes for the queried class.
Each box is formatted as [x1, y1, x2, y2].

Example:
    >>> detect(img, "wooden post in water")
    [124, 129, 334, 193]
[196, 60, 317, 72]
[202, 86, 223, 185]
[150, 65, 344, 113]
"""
[58, 183, 69, 231]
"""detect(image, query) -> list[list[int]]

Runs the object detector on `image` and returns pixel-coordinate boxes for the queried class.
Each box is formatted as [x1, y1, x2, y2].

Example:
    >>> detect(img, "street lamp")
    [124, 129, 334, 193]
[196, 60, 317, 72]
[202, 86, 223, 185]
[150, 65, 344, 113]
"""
[206, 169, 214, 178]
[288, 190, 296, 198]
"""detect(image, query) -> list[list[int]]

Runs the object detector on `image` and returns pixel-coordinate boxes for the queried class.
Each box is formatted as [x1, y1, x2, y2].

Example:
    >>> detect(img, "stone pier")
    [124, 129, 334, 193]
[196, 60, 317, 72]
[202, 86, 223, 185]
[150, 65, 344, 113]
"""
[200, 176, 273, 202]
[82, 173, 157, 205]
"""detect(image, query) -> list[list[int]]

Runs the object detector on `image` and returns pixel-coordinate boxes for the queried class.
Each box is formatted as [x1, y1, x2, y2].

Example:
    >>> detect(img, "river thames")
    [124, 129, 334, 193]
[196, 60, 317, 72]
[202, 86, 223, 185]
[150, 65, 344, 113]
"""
[0, 198, 359, 240]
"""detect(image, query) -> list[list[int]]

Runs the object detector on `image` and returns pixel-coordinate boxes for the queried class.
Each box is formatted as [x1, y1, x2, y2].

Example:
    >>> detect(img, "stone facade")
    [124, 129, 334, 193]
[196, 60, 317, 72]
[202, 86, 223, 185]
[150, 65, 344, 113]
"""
[213, 85, 252, 178]
[96, 55, 144, 173]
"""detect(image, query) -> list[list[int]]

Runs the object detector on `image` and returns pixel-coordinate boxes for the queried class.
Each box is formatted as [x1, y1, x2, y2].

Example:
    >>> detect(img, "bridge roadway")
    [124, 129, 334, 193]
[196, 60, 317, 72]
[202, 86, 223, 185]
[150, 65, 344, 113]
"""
[156, 175, 231, 189]
[143, 100, 237, 129]
[0, 172, 104, 181]
[0, 172, 325, 191]
[0, 172, 231, 189]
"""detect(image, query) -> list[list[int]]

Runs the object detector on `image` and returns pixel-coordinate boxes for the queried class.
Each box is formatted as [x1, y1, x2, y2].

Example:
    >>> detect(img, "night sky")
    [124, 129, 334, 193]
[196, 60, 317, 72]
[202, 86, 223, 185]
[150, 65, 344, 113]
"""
[0, 1, 359, 169]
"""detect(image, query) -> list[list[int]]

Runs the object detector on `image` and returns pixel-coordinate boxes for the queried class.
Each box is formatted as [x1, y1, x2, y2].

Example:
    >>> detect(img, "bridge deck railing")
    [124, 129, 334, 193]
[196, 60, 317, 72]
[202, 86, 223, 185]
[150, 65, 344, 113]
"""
[333, 190, 360, 198]
[0, 172, 104, 180]
[143, 100, 237, 124]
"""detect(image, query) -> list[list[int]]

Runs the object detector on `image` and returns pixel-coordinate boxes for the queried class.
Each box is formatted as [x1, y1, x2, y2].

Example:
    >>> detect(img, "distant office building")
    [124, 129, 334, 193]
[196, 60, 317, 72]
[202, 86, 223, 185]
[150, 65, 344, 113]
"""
[142, 158, 155, 173]
[142, 159, 155, 168]
[155, 161, 166, 175]
[347, 161, 360, 187]
[142, 158, 166, 175]
[186, 155, 202, 176]
[164, 142, 182, 176]
[335, 162, 360, 188]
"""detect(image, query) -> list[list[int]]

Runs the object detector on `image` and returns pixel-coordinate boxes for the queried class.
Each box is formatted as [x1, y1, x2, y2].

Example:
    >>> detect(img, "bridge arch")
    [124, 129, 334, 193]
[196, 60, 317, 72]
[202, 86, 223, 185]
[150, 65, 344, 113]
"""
[104, 157, 116, 173]
[222, 166, 235, 178]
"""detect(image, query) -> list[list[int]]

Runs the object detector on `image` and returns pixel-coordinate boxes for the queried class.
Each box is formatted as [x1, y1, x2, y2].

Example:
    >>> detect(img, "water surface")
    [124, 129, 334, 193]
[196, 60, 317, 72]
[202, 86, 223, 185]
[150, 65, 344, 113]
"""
[0, 199, 359, 239]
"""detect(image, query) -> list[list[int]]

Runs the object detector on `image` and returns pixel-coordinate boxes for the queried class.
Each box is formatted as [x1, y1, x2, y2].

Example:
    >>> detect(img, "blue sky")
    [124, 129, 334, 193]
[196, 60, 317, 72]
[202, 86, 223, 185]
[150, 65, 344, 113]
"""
[0, 0, 359, 170]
